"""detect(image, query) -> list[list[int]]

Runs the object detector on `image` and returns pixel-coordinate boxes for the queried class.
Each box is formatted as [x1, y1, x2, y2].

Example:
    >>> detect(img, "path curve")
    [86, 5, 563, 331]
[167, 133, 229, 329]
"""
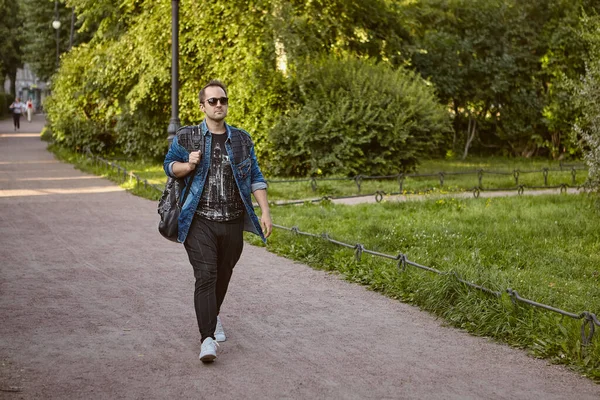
[1, 115, 599, 399]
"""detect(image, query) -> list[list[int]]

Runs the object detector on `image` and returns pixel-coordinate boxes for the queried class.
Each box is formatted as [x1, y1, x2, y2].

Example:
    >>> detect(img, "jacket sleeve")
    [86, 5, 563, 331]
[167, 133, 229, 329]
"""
[249, 144, 268, 192]
[163, 136, 189, 178]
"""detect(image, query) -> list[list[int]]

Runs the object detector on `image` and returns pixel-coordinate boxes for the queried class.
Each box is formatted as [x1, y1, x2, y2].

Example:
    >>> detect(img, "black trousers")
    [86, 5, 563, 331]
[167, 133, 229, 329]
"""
[12, 113, 21, 129]
[184, 215, 244, 342]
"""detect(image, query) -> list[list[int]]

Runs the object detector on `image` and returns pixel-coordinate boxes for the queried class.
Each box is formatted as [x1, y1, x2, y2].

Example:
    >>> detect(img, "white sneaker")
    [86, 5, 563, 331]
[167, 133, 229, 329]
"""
[199, 337, 218, 363]
[215, 316, 227, 342]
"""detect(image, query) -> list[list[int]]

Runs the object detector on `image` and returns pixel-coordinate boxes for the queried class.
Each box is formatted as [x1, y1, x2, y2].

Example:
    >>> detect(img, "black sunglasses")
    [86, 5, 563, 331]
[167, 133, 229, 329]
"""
[204, 97, 229, 106]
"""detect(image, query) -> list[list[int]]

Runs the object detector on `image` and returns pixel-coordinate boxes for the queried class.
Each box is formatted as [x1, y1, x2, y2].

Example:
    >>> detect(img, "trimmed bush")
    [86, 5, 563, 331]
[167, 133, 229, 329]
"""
[268, 56, 452, 177]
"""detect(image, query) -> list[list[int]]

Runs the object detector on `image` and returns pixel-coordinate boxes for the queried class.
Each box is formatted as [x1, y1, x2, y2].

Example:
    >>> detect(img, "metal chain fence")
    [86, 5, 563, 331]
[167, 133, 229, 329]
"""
[274, 224, 599, 348]
[269, 164, 588, 195]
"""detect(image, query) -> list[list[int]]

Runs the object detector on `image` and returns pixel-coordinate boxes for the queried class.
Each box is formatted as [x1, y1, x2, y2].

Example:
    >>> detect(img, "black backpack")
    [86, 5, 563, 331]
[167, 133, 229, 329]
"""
[157, 126, 203, 242]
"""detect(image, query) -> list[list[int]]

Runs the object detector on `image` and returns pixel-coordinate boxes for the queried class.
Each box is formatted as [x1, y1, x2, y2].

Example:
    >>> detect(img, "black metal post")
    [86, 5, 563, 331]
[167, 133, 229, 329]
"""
[56, 29, 60, 67]
[167, 0, 180, 145]
[69, 8, 75, 50]
[54, 0, 60, 68]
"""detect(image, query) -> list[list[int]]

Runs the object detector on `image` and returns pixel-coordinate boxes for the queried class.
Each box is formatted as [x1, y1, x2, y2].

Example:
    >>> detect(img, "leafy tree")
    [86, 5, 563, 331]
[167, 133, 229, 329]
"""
[45, 0, 416, 164]
[272, 0, 411, 67]
[573, 14, 600, 192]
[536, 0, 600, 159]
[0, 0, 23, 95]
[268, 56, 451, 177]
[409, 0, 600, 159]
[20, 0, 92, 81]
[409, 0, 547, 158]
[575, 65, 600, 192]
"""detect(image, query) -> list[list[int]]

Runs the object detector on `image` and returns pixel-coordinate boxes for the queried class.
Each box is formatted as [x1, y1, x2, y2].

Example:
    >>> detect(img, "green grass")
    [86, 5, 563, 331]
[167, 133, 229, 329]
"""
[245, 194, 600, 380]
[49, 145, 164, 201]
[267, 157, 587, 200]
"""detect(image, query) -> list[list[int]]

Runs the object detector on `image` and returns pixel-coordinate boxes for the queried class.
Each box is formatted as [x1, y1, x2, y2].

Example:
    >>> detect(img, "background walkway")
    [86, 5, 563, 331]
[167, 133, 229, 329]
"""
[1, 115, 599, 399]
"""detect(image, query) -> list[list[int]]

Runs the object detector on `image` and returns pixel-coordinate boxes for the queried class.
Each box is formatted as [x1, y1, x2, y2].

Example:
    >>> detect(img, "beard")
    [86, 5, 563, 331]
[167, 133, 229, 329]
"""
[209, 110, 227, 122]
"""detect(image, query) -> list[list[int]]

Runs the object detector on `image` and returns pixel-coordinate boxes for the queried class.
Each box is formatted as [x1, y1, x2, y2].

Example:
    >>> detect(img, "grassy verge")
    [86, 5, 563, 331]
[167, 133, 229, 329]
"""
[245, 195, 600, 380]
[49, 145, 164, 201]
[59, 150, 586, 201]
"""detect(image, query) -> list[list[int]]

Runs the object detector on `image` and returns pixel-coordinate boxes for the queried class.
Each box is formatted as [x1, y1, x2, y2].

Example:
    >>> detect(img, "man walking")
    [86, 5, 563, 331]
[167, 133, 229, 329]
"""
[163, 80, 272, 363]
[9, 98, 26, 131]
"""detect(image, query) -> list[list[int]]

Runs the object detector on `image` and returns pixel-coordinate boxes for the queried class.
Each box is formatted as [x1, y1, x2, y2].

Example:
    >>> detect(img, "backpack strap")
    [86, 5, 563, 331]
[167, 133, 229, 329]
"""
[192, 125, 203, 151]
[178, 125, 204, 208]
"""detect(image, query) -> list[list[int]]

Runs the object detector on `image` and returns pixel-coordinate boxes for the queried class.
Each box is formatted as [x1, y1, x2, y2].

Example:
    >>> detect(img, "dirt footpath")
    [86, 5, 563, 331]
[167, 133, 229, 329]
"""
[1, 115, 599, 400]
[331, 186, 584, 205]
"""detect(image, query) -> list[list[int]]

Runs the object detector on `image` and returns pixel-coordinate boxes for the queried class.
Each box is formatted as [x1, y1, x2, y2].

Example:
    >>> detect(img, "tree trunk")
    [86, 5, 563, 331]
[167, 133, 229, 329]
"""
[452, 101, 460, 151]
[8, 69, 17, 96]
[462, 117, 477, 160]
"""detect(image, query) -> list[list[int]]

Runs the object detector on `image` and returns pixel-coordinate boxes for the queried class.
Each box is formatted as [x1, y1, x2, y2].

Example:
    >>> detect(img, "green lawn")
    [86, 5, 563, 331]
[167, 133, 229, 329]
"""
[246, 194, 600, 379]
[267, 157, 587, 200]
[53, 150, 589, 201]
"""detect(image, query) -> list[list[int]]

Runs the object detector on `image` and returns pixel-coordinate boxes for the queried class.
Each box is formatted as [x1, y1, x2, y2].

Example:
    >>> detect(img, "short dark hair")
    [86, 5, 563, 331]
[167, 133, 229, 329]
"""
[199, 80, 228, 104]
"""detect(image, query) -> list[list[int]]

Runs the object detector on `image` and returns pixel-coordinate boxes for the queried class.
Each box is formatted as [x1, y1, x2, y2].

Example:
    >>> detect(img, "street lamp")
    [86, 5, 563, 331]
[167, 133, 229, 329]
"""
[69, 8, 75, 50]
[167, 0, 180, 145]
[53, 0, 61, 68]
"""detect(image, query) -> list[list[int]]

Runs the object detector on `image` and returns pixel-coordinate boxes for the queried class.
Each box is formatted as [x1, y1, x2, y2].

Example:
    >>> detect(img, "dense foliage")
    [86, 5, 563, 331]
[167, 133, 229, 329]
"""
[574, 14, 600, 192]
[408, 0, 600, 159]
[20, 0, 71, 82]
[45, 0, 409, 166]
[0, 0, 23, 95]
[46, 0, 281, 159]
[268, 56, 451, 176]
[40, 0, 600, 180]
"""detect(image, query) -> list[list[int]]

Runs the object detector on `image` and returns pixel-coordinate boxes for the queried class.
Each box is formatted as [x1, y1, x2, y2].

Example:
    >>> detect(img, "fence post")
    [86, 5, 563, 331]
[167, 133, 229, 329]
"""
[354, 175, 363, 193]
[397, 174, 405, 193]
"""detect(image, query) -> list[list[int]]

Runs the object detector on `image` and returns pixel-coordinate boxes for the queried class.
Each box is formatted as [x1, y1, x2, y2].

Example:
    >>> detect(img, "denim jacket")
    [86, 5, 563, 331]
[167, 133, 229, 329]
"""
[163, 120, 268, 244]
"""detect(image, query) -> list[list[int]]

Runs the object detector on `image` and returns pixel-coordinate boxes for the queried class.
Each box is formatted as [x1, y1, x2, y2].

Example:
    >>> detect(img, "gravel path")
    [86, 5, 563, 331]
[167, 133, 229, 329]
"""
[1, 115, 598, 399]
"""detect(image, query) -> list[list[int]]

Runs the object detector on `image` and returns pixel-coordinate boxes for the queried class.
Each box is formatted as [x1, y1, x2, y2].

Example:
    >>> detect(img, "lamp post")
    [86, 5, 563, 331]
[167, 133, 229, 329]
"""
[167, 0, 180, 145]
[69, 8, 75, 50]
[52, 0, 61, 68]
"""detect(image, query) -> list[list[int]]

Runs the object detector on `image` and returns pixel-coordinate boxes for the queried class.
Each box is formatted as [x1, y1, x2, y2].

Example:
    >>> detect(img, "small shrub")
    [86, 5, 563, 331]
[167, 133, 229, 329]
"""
[268, 56, 452, 177]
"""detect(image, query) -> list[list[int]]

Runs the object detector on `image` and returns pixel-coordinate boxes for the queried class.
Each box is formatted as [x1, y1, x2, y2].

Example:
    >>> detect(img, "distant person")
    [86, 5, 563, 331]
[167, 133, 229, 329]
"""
[163, 79, 272, 363]
[26, 98, 34, 122]
[9, 98, 26, 131]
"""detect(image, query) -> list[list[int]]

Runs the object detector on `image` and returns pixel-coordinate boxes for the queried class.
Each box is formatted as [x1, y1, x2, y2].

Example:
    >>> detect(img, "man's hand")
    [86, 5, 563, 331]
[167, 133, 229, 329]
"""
[252, 189, 272, 239]
[172, 150, 202, 178]
[188, 150, 201, 169]
[261, 212, 272, 238]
